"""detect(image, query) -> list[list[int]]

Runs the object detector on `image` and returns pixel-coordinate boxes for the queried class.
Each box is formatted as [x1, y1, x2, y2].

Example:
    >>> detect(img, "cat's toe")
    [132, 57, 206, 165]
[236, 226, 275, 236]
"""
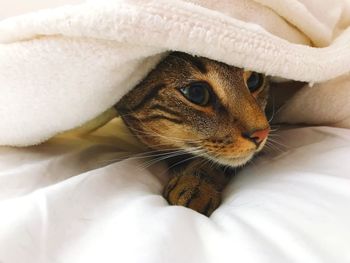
[163, 174, 221, 216]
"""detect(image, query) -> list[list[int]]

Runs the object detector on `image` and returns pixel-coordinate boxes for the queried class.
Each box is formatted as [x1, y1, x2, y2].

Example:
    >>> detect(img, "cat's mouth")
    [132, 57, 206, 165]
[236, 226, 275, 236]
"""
[201, 152, 255, 167]
[183, 145, 255, 167]
[184, 139, 268, 167]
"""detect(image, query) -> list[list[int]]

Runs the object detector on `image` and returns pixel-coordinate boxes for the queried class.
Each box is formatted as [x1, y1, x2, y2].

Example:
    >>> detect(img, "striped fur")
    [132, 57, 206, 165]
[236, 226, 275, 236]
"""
[116, 52, 269, 216]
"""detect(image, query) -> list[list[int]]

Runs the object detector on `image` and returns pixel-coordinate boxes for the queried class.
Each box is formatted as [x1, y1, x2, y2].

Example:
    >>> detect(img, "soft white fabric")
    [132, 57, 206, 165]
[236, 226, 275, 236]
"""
[1, 122, 350, 263]
[1, 0, 350, 146]
[0, 0, 81, 19]
[276, 74, 350, 128]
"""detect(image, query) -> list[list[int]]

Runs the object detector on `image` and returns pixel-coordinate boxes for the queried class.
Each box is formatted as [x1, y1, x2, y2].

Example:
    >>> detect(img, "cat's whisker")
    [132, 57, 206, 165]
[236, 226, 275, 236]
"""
[122, 115, 202, 145]
[139, 148, 204, 171]
[267, 93, 287, 124]
[269, 128, 280, 133]
[137, 152, 188, 171]
[268, 132, 282, 137]
[160, 149, 208, 174]
[265, 139, 283, 149]
[98, 147, 197, 166]
[264, 140, 285, 154]
[269, 124, 281, 131]
[124, 124, 175, 141]
[267, 137, 288, 149]
[263, 144, 279, 154]
[243, 157, 260, 173]
[268, 95, 276, 123]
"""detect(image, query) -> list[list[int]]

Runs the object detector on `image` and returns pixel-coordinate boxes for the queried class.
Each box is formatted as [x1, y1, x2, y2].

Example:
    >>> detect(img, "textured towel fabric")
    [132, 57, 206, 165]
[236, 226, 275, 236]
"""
[276, 75, 350, 128]
[1, 122, 350, 263]
[0, 0, 350, 146]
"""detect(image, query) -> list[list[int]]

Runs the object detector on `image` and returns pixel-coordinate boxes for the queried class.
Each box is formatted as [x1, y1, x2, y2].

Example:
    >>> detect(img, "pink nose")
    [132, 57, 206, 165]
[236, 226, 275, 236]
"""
[242, 127, 270, 146]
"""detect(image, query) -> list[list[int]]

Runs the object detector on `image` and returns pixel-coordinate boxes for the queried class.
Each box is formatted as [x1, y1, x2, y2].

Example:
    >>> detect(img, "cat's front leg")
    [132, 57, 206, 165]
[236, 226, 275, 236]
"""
[163, 159, 232, 216]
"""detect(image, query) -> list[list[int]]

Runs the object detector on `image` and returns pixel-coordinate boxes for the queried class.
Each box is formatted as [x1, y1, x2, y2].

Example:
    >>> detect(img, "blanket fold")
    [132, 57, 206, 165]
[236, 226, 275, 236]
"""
[1, 0, 350, 146]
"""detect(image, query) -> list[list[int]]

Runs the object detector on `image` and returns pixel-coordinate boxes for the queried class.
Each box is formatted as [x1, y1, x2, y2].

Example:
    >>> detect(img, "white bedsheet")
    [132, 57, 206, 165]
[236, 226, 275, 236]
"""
[1, 121, 350, 263]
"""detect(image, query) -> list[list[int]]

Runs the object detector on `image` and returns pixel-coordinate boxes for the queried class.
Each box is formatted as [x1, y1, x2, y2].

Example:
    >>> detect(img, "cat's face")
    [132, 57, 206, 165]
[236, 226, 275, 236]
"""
[116, 52, 270, 167]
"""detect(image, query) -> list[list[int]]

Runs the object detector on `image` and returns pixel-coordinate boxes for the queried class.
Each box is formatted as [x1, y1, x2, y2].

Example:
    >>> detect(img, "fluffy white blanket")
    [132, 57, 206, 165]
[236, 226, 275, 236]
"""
[1, 0, 350, 146]
[1, 122, 350, 263]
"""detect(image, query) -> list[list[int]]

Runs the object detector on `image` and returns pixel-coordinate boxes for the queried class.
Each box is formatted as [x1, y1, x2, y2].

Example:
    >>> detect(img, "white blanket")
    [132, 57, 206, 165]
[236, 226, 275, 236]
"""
[1, 0, 350, 146]
[1, 121, 350, 263]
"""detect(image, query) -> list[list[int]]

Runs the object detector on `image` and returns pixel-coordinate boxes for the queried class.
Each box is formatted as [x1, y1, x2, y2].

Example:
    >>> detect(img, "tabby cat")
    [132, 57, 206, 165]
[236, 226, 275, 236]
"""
[116, 52, 269, 216]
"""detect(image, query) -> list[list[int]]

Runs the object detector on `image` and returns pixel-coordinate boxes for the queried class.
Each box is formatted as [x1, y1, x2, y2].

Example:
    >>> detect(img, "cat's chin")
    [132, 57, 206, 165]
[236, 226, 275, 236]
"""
[201, 152, 255, 167]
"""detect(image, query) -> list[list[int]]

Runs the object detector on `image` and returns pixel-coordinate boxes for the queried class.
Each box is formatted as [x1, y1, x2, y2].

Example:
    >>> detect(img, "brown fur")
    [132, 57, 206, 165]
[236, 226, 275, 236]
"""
[116, 52, 269, 216]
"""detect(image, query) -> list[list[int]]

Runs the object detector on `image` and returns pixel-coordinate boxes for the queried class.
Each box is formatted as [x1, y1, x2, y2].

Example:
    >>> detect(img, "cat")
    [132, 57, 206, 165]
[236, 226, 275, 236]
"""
[115, 52, 270, 216]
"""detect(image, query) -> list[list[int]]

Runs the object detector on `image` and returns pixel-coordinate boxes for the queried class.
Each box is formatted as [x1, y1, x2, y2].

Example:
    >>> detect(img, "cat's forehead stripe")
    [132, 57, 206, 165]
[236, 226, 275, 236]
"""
[190, 57, 208, 74]
[205, 72, 234, 106]
[130, 83, 165, 111]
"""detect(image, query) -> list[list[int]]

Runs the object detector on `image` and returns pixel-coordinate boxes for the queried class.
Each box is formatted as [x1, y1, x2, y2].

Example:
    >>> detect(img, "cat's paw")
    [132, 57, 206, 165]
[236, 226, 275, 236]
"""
[163, 172, 221, 216]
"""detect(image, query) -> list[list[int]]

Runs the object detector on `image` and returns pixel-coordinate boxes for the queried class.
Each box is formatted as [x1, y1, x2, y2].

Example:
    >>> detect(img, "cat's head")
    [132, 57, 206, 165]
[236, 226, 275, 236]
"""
[116, 52, 270, 167]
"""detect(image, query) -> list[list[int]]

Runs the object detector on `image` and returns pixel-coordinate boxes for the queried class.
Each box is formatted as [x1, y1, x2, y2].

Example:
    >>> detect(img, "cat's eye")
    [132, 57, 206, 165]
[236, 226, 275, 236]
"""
[246, 72, 264, 93]
[179, 82, 210, 106]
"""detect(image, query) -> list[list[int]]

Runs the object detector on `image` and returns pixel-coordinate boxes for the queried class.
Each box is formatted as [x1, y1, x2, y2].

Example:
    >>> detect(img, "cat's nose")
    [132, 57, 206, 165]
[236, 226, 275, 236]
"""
[242, 127, 270, 146]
